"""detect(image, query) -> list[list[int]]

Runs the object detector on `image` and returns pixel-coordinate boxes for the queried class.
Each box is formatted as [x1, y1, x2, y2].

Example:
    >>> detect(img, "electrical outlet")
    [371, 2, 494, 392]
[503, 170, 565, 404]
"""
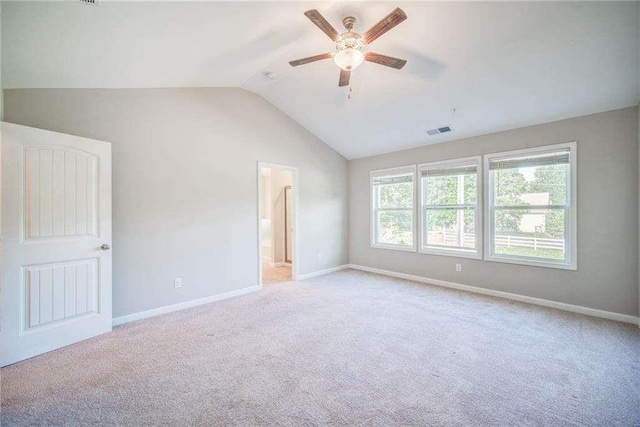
[317, 253, 323, 262]
[174, 277, 183, 289]
[455, 264, 462, 272]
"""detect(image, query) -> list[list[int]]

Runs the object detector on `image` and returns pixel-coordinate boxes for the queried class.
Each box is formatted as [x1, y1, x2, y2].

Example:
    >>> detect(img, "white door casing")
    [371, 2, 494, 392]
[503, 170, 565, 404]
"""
[285, 186, 293, 264]
[1, 122, 112, 366]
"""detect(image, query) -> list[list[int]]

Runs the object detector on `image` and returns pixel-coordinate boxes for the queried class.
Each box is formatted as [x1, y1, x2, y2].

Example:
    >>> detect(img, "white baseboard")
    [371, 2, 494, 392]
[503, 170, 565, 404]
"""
[298, 264, 349, 280]
[348, 264, 639, 326]
[112, 285, 261, 326]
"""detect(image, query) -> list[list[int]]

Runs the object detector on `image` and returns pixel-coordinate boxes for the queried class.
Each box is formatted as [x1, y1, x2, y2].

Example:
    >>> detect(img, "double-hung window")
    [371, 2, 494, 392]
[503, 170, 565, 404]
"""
[485, 142, 577, 270]
[419, 157, 481, 259]
[371, 166, 416, 251]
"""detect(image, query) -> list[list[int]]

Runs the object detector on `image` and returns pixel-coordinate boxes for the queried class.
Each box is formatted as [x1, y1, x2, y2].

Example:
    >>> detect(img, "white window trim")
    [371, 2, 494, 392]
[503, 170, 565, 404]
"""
[483, 142, 577, 270]
[418, 156, 483, 260]
[370, 165, 417, 252]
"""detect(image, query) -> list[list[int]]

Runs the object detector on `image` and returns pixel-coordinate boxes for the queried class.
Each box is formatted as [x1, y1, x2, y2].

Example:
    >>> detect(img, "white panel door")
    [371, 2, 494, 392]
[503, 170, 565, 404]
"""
[1, 122, 112, 366]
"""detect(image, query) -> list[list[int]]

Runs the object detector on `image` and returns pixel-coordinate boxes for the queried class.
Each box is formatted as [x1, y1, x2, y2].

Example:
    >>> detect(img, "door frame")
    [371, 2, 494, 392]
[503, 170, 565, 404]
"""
[257, 162, 299, 288]
[284, 185, 293, 264]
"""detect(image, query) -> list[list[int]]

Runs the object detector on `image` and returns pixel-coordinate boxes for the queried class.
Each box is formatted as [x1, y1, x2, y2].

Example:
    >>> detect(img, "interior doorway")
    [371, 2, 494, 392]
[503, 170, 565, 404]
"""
[258, 163, 298, 286]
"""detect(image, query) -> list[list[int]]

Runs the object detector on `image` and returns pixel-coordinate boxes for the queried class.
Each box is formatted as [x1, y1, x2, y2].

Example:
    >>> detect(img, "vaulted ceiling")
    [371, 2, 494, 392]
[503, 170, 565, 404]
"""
[3, 1, 639, 159]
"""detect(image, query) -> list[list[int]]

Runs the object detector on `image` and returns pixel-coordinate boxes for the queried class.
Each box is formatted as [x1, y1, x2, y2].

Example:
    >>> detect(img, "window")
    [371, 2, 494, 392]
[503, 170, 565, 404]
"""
[418, 157, 481, 259]
[485, 143, 577, 270]
[371, 166, 416, 251]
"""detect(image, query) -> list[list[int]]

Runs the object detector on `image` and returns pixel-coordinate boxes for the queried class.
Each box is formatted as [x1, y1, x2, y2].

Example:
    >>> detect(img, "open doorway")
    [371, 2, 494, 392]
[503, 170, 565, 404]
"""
[258, 163, 298, 286]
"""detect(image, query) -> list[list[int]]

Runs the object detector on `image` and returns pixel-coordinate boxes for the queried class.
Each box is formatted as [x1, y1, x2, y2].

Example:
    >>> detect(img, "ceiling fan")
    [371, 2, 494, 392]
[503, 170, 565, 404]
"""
[289, 8, 408, 87]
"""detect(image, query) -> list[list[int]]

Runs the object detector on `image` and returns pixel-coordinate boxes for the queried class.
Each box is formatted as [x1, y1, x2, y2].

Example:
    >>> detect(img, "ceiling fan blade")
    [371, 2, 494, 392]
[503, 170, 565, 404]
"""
[366, 52, 407, 70]
[363, 8, 407, 44]
[289, 53, 333, 67]
[339, 69, 351, 87]
[304, 10, 340, 42]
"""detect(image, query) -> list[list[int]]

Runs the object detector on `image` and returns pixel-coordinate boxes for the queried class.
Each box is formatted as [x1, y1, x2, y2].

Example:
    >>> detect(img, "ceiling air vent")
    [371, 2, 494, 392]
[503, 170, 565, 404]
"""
[426, 126, 452, 136]
[75, 0, 98, 6]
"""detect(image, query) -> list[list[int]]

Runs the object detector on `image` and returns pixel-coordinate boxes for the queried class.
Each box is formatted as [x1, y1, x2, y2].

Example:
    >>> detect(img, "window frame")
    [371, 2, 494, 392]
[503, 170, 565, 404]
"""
[418, 156, 483, 260]
[483, 142, 577, 270]
[370, 165, 417, 252]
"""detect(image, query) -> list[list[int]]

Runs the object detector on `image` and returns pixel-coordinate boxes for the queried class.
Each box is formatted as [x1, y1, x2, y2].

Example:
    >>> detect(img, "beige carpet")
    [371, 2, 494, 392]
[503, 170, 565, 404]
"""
[262, 263, 292, 284]
[2, 269, 639, 425]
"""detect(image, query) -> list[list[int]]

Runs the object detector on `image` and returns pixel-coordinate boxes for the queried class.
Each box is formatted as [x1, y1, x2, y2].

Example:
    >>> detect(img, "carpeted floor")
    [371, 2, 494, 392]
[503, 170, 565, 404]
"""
[2, 269, 639, 425]
[262, 263, 292, 284]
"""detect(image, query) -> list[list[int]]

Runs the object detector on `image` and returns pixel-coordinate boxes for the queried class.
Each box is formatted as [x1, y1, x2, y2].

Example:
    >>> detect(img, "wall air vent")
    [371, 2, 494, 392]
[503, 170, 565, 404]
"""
[426, 126, 452, 136]
[75, 0, 98, 6]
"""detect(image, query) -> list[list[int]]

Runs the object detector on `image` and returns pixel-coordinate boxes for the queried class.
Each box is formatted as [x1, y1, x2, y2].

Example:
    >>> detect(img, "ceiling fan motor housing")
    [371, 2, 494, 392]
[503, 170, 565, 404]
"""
[337, 16, 366, 54]
[336, 33, 366, 52]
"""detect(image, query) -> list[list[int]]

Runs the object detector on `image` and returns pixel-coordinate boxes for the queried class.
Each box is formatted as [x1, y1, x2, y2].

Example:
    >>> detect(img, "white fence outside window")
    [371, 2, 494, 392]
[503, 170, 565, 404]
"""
[429, 231, 565, 253]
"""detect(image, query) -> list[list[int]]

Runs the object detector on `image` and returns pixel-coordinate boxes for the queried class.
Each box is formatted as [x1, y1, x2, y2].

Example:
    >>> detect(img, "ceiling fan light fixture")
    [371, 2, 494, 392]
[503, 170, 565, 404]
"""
[334, 48, 365, 71]
[289, 8, 408, 86]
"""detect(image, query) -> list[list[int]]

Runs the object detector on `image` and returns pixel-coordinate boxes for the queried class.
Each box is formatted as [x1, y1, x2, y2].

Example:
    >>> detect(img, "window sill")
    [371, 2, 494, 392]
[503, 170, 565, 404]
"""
[484, 254, 576, 271]
[371, 243, 417, 253]
[419, 248, 482, 260]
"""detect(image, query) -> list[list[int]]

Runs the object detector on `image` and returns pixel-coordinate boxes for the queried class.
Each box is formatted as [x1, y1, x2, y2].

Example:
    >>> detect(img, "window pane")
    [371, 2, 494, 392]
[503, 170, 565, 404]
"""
[425, 173, 476, 205]
[493, 207, 565, 261]
[378, 181, 413, 208]
[525, 163, 568, 205]
[494, 163, 568, 206]
[424, 208, 475, 249]
[494, 169, 529, 206]
[377, 210, 413, 246]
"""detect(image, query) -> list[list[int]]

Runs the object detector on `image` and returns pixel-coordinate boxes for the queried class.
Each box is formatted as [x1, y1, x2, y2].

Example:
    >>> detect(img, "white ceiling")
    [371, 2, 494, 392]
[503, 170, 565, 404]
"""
[3, 1, 639, 159]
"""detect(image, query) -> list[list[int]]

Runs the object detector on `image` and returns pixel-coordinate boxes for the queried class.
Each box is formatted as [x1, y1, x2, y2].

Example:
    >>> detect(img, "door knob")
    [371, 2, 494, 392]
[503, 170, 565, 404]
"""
[100, 244, 111, 250]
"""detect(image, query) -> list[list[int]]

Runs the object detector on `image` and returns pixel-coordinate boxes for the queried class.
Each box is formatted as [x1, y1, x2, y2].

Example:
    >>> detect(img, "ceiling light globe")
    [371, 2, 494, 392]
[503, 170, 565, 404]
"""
[334, 48, 364, 71]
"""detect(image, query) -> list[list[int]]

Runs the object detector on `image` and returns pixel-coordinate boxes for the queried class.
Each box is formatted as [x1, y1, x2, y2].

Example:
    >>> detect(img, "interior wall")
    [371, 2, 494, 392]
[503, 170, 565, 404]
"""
[0, 0, 3, 387]
[3, 88, 349, 318]
[0, 1, 2, 122]
[349, 107, 639, 317]
[636, 3, 640, 324]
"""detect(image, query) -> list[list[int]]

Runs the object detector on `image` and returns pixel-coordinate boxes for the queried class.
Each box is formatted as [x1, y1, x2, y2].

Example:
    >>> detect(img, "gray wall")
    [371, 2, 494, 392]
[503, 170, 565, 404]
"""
[349, 107, 639, 317]
[4, 88, 349, 318]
